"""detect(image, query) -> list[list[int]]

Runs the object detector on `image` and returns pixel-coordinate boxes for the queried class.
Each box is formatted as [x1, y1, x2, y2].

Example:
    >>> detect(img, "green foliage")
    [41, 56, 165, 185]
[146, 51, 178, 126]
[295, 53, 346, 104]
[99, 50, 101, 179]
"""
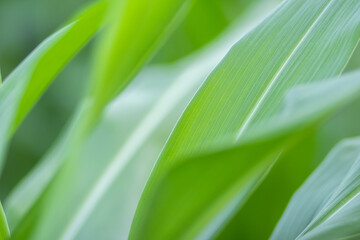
[4, 4, 267, 237]
[132, 0, 360, 238]
[0, 203, 9, 239]
[0, 0, 359, 239]
[130, 70, 360, 239]
[272, 136, 360, 239]
[0, 1, 108, 170]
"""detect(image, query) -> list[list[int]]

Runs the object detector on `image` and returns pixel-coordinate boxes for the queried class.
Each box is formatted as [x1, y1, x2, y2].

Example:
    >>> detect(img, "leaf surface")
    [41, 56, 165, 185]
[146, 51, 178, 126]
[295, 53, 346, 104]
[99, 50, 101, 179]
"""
[5, 4, 273, 236]
[0, 203, 9, 239]
[131, 0, 360, 237]
[130, 70, 360, 239]
[272, 136, 360, 240]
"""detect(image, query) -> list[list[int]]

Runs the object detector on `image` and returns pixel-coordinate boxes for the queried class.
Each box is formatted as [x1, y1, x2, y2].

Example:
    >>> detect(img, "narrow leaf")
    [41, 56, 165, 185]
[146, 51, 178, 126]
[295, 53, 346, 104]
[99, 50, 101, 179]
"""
[0, 1, 107, 171]
[0, 203, 10, 239]
[82, 0, 195, 130]
[272, 137, 360, 239]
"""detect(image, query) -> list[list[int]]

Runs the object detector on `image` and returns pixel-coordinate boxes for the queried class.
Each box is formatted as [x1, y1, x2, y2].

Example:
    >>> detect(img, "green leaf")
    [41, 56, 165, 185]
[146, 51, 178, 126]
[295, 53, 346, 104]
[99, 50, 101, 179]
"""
[5, 2, 274, 237]
[156, 0, 360, 163]
[215, 132, 316, 239]
[131, 0, 360, 237]
[3, 108, 86, 231]
[7, 65, 200, 239]
[129, 70, 360, 239]
[272, 137, 360, 239]
[0, 1, 107, 171]
[0, 203, 10, 239]
[6, 0, 205, 238]
[153, 0, 262, 63]
[82, 0, 196, 130]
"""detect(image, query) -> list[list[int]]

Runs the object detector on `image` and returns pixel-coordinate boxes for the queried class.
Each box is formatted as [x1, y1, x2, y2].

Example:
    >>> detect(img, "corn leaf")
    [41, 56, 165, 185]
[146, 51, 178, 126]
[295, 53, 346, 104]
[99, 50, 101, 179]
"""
[4, 3, 274, 238]
[131, 0, 360, 237]
[214, 90, 360, 239]
[0, 1, 108, 171]
[7, 0, 220, 238]
[0, 203, 9, 239]
[129, 70, 360, 239]
[8, 65, 199, 239]
[82, 0, 195, 130]
[272, 137, 360, 239]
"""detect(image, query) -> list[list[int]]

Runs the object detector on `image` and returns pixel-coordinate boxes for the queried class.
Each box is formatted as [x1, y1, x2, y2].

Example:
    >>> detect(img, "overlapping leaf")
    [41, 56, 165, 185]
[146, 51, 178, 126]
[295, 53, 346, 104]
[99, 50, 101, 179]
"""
[4, 3, 274, 236]
[7, 0, 202, 239]
[131, 0, 360, 237]
[215, 74, 360, 239]
[82, 0, 196, 130]
[272, 136, 360, 239]
[129, 70, 360, 239]
[0, 1, 108, 171]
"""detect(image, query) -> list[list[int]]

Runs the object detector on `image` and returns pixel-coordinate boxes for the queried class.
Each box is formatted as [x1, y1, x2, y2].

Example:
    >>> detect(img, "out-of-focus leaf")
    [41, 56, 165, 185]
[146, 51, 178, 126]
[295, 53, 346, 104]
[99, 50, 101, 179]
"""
[129, 70, 360, 239]
[3, 0, 195, 210]
[216, 132, 316, 240]
[8, 67, 198, 240]
[0, 1, 107, 171]
[0, 203, 9, 239]
[3, 107, 86, 231]
[4, 0, 197, 237]
[131, 0, 360, 237]
[272, 137, 360, 239]
[312, 96, 360, 169]
[6, 3, 274, 237]
[153, 0, 261, 63]
[83, 0, 195, 130]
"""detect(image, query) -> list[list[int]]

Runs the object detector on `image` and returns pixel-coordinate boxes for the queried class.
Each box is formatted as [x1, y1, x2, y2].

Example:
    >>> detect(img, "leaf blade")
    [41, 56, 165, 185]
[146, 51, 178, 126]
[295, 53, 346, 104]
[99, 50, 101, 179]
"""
[130, 70, 360, 239]
[131, 0, 360, 237]
[0, 1, 108, 171]
[272, 137, 360, 239]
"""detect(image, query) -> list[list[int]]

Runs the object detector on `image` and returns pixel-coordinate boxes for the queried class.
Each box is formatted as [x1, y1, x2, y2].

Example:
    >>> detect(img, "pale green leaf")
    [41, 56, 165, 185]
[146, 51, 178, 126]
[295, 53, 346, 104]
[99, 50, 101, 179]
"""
[5, 0, 204, 238]
[82, 0, 196, 131]
[272, 136, 360, 239]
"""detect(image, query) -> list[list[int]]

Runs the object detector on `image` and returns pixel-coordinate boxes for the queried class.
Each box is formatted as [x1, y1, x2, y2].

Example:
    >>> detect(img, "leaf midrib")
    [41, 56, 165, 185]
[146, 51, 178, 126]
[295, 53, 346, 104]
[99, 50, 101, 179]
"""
[236, 0, 335, 139]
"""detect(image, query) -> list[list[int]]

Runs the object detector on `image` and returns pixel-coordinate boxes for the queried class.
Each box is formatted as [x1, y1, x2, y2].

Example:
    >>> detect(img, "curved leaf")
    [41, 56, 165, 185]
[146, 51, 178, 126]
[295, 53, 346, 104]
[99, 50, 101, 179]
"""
[131, 0, 360, 237]
[272, 137, 360, 240]
[129, 70, 360, 239]
[82, 0, 196, 130]
[8, 0, 208, 238]
[3, 2, 275, 238]
[0, 203, 9, 239]
[0, 1, 108, 171]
